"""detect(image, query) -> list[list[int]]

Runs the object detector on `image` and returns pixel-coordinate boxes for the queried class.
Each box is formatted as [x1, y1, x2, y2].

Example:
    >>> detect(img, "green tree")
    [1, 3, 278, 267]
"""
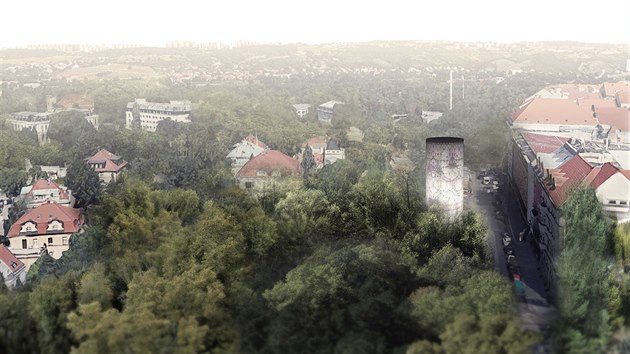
[65, 158, 102, 209]
[556, 188, 611, 352]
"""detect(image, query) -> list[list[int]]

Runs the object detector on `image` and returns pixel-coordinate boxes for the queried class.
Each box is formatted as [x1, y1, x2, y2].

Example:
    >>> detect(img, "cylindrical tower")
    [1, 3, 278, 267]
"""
[425, 137, 464, 221]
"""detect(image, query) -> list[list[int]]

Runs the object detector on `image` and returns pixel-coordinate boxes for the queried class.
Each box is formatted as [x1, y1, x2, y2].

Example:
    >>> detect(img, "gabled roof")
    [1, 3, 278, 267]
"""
[511, 98, 597, 126]
[597, 107, 630, 132]
[585, 163, 620, 189]
[86, 149, 128, 173]
[243, 135, 268, 150]
[8, 202, 83, 238]
[521, 132, 569, 154]
[23, 179, 70, 201]
[56, 94, 94, 110]
[546, 155, 593, 207]
[302, 136, 327, 149]
[554, 84, 601, 100]
[0, 245, 25, 273]
[237, 150, 300, 178]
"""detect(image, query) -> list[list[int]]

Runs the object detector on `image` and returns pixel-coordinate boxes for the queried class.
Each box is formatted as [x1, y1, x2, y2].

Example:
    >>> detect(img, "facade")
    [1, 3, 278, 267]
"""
[585, 163, 630, 223]
[86, 149, 128, 183]
[425, 137, 464, 221]
[298, 136, 346, 168]
[125, 98, 192, 132]
[236, 150, 301, 192]
[7, 202, 83, 271]
[7, 111, 53, 144]
[0, 245, 26, 289]
[19, 179, 73, 209]
[293, 104, 311, 118]
[227, 135, 269, 175]
[317, 101, 343, 124]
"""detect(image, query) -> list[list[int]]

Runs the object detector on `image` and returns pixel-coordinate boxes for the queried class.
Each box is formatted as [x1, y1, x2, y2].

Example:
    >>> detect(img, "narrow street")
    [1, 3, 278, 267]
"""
[467, 169, 556, 351]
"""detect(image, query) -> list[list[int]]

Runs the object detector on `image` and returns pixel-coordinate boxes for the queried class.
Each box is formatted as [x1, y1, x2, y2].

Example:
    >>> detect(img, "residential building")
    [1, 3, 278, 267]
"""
[7, 202, 84, 271]
[0, 245, 26, 289]
[601, 82, 630, 99]
[37, 165, 67, 179]
[585, 163, 630, 223]
[125, 98, 192, 132]
[227, 135, 269, 175]
[236, 150, 301, 192]
[86, 149, 128, 183]
[293, 104, 311, 118]
[596, 107, 630, 143]
[616, 91, 630, 109]
[19, 179, 73, 209]
[317, 101, 343, 123]
[7, 111, 53, 144]
[297, 136, 346, 168]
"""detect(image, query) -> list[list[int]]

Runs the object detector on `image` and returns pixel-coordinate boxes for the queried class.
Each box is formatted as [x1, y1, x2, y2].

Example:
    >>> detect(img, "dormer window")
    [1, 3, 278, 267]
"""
[47, 220, 64, 232]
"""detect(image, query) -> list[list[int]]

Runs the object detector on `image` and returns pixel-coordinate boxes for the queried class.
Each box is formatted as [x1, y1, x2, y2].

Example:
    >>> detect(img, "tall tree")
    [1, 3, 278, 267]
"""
[300, 145, 316, 178]
[65, 159, 102, 209]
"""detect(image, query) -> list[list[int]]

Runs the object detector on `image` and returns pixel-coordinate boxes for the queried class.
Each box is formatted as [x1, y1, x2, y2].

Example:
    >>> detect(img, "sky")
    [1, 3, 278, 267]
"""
[2, 0, 630, 48]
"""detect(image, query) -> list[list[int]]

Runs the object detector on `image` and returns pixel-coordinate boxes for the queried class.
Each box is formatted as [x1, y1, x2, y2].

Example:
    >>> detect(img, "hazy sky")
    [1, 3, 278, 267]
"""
[3, 0, 630, 47]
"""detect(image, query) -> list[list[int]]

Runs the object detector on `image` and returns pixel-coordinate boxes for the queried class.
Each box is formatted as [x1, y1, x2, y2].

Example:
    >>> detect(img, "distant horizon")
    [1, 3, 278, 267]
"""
[3, 0, 629, 50]
[3, 38, 628, 51]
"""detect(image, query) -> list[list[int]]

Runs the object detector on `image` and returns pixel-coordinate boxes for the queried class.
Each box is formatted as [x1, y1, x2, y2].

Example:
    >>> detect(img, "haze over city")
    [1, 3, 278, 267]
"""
[3, 0, 630, 48]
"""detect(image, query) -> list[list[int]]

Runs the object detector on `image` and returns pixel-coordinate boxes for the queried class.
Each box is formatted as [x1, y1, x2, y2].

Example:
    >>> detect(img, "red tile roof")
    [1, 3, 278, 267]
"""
[577, 98, 617, 113]
[237, 150, 300, 178]
[554, 84, 601, 100]
[0, 245, 25, 273]
[8, 202, 83, 238]
[602, 82, 630, 97]
[87, 149, 128, 173]
[511, 98, 597, 126]
[244, 135, 268, 150]
[521, 132, 569, 154]
[56, 94, 94, 110]
[546, 155, 593, 207]
[616, 91, 630, 105]
[587, 163, 620, 189]
[302, 136, 328, 148]
[26, 179, 70, 200]
[596, 107, 630, 132]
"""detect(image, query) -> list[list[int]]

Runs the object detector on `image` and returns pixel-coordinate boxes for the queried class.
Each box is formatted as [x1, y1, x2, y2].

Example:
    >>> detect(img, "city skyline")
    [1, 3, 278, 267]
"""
[2, 0, 630, 49]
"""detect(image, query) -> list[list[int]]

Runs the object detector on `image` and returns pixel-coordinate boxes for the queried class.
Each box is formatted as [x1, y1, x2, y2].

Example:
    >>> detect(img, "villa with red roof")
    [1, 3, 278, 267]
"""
[86, 149, 128, 183]
[0, 245, 26, 289]
[236, 150, 301, 192]
[19, 178, 73, 209]
[7, 202, 84, 270]
[227, 135, 269, 175]
[584, 163, 630, 223]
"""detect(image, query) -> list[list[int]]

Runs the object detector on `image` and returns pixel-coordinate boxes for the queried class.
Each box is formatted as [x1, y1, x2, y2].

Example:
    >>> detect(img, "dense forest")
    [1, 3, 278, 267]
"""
[1, 43, 629, 353]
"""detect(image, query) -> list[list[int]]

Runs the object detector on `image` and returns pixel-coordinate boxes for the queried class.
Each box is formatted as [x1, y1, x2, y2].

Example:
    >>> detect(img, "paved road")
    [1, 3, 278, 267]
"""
[467, 170, 556, 351]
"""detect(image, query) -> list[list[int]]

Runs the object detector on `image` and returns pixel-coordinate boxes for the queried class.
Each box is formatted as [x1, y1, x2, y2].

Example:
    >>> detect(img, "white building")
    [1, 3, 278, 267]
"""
[293, 104, 311, 118]
[7, 112, 53, 144]
[125, 98, 192, 132]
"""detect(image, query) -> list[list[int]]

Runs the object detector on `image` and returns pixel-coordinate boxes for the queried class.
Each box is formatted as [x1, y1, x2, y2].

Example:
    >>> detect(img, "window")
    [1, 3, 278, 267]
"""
[22, 239, 27, 249]
[620, 201, 628, 206]
[62, 237, 68, 245]
[245, 182, 254, 189]
[48, 237, 53, 245]
[33, 238, 38, 248]
[609, 200, 617, 204]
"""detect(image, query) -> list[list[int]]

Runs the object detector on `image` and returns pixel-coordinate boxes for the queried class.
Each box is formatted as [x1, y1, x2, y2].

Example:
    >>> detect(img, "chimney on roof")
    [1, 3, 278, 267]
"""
[550, 176, 556, 190]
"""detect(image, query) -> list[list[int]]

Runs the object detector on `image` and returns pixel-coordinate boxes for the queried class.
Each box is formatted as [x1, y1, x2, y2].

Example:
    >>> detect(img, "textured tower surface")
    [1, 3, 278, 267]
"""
[426, 137, 464, 220]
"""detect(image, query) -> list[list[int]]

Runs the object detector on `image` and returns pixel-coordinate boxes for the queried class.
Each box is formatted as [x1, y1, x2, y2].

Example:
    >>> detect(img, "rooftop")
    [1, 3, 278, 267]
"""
[237, 150, 300, 178]
[511, 98, 597, 126]
[8, 202, 83, 238]
[86, 149, 128, 173]
[547, 154, 593, 207]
